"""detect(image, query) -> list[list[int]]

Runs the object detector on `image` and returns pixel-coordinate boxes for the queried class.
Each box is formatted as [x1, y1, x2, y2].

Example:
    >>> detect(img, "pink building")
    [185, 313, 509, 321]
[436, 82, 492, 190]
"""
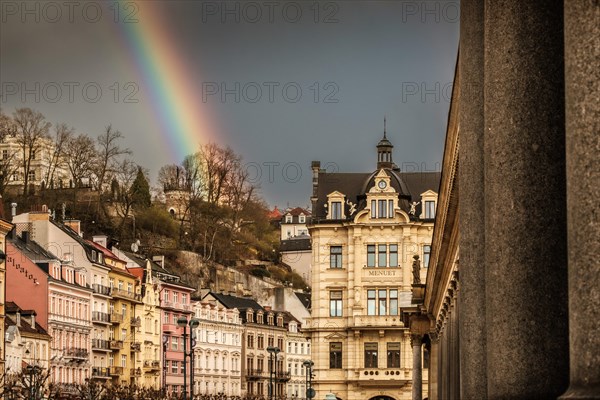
[6, 230, 92, 391]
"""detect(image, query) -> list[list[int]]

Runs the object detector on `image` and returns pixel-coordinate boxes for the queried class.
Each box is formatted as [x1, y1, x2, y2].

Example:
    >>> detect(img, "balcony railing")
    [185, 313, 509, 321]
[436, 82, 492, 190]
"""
[64, 347, 89, 359]
[92, 283, 111, 296]
[57, 384, 79, 395]
[91, 367, 111, 379]
[351, 314, 405, 329]
[110, 366, 124, 376]
[246, 369, 265, 379]
[109, 340, 123, 350]
[130, 342, 141, 352]
[130, 368, 142, 376]
[91, 339, 111, 351]
[111, 288, 142, 302]
[354, 367, 412, 386]
[276, 371, 291, 382]
[110, 313, 124, 324]
[130, 317, 141, 327]
[92, 311, 111, 323]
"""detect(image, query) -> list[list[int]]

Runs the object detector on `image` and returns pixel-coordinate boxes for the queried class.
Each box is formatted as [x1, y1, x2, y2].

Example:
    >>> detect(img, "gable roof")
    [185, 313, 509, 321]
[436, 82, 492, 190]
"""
[206, 292, 264, 312]
[294, 292, 311, 310]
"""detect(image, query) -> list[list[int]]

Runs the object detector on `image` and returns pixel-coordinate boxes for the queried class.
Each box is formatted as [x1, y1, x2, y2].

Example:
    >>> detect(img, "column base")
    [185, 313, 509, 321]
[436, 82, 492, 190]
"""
[559, 385, 600, 399]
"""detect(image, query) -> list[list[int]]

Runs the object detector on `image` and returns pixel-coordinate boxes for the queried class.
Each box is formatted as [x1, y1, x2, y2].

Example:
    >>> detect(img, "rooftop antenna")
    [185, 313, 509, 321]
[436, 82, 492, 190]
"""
[384, 116, 387, 139]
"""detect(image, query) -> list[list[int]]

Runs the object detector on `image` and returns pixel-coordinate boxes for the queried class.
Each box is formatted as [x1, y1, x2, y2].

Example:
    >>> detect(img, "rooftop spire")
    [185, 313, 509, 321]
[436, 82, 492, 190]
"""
[383, 116, 387, 139]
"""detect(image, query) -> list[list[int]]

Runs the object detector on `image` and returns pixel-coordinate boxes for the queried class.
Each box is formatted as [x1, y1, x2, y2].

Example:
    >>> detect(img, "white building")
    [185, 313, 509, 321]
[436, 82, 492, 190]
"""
[192, 301, 243, 397]
[4, 302, 51, 375]
[285, 318, 312, 400]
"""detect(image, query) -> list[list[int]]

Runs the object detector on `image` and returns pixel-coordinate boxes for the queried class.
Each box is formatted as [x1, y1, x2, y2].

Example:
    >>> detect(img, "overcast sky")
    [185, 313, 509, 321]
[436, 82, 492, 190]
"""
[0, 1, 459, 208]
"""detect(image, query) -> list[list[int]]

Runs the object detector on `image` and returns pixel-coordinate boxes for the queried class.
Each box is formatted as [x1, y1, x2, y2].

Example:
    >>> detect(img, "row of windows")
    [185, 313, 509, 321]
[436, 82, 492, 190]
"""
[371, 199, 395, 219]
[284, 215, 306, 223]
[329, 244, 431, 269]
[286, 341, 310, 355]
[367, 289, 399, 316]
[367, 244, 398, 267]
[328, 342, 401, 369]
[328, 198, 436, 220]
[163, 290, 189, 305]
[330, 288, 400, 317]
[247, 334, 284, 350]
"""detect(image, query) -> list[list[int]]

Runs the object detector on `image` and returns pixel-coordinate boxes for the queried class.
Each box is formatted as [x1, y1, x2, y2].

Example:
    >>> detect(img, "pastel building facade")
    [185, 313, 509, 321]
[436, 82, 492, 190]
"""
[120, 252, 163, 390]
[5, 229, 92, 392]
[307, 133, 439, 400]
[192, 300, 243, 397]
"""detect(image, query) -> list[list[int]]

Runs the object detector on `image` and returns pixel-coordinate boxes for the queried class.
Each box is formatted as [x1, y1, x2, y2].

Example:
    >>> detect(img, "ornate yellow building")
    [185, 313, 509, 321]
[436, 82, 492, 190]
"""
[115, 250, 164, 390]
[90, 238, 143, 387]
[307, 131, 439, 400]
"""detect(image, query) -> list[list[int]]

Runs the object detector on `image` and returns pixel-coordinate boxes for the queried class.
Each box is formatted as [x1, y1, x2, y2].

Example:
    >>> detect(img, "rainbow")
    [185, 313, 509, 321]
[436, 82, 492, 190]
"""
[108, 1, 216, 162]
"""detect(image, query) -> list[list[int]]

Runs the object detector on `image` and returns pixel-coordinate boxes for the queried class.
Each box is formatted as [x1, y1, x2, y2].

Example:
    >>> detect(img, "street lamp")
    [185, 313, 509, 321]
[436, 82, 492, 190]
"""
[302, 360, 315, 399]
[162, 334, 169, 398]
[177, 316, 200, 400]
[267, 346, 280, 400]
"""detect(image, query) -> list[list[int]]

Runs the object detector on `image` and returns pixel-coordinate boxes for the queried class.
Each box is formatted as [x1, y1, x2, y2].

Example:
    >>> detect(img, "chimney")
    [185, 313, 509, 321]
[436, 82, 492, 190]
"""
[21, 231, 30, 243]
[16, 311, 21, 327]
[152, 255, 165, 267]
[93, 235, 108, 248]
[64, 219, 81, 236]
[11, 202, 17, 217]
[29, 313, 35, 328]
[264, 306, 272, 311]
[311, 161, 321, 212]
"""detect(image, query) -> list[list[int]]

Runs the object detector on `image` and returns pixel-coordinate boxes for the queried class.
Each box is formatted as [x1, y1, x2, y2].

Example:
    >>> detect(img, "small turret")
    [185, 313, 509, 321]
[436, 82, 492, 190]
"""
[377, 118, 394, 169]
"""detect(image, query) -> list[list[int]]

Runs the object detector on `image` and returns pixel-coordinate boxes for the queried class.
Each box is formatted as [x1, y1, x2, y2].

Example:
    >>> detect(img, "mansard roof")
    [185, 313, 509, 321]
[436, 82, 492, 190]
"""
[311, 168, 441, 221]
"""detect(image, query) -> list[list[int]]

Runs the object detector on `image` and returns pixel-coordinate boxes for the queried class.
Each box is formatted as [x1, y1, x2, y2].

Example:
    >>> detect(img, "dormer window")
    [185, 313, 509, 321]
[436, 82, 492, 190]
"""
[419, 190, 438, 220]
[267, 314, 274, 325]
[246, 310, 254, 323]
[327, 191, 346, 220]
[277, 315, 284, 327]
[299, 215, 305, 224]
[285, 214, 292, 223]
[425, 201, 435, 219]
[257, 312, 264, 324]
[331, 202, 342, 219]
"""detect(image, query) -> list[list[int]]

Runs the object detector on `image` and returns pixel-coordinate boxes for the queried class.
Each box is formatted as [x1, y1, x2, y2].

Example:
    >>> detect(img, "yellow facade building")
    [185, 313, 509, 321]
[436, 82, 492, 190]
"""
[307, 132, 439, 400]
[89, 238, 143, 387]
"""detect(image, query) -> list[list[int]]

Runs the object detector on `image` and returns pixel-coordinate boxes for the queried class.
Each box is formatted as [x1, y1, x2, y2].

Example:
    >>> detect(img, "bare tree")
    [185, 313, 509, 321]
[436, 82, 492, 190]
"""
[0, 111, 20, 196]
[43, 122, 73, 188]
[12, 108, 51, 195]
[63, 134, 97, 187]
[113, 158, 142, 237]
[94, 125, 131, 193]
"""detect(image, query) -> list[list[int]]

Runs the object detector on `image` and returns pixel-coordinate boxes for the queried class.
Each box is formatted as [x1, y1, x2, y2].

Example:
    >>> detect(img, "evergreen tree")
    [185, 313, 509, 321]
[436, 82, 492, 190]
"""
[130, 167, 151, 209]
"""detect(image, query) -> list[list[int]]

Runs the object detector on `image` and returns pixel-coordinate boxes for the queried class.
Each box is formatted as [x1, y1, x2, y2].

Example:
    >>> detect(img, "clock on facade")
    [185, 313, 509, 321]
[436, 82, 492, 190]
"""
[378, 180, 387, 189]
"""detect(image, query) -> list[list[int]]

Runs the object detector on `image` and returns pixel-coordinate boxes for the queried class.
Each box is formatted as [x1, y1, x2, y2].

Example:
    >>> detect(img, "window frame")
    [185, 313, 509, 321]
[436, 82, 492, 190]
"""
[364, 342, 378, 368]
[387, 342, 401, 368]
[329, 342, 342, 369]
[329, 291, 343, 317]
[330, 246, 343, 269]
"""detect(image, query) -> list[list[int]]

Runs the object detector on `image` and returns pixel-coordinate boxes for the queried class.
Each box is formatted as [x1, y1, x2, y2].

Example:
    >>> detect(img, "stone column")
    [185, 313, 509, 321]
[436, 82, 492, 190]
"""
[561, 1, 600, 398]
[429, 334, 439, 400]
[484, 0, 569, 398]
[458, 0, 487, 397]
[411, 335, 423, 400]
